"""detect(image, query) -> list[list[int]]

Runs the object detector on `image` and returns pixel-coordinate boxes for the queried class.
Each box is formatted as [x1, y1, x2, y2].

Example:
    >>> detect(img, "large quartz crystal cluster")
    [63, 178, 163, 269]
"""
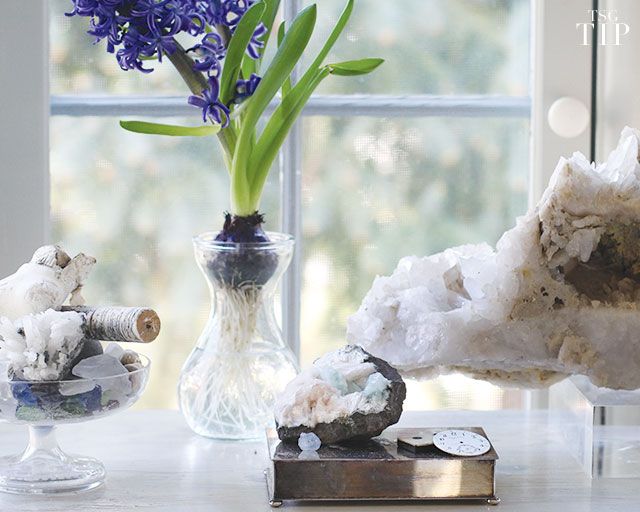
[275, 345, 406, 444]
[348, 127, 640, 390]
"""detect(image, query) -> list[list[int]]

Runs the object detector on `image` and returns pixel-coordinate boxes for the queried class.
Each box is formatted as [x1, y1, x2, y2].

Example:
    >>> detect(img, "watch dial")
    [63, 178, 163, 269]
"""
[433, 430, 491, 457]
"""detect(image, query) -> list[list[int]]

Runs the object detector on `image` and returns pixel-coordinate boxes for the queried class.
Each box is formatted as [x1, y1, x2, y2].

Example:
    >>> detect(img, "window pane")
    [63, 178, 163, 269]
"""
[51, 0, 530, 97]
[303, 0, 530, 95]
[50, 116, 281, 409]
[300, 115, 530, 408]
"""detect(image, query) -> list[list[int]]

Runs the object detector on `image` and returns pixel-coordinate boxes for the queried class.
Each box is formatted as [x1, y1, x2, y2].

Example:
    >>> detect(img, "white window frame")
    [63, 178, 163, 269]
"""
[0, 2, 50, 276]
[2, 0, 597, 372]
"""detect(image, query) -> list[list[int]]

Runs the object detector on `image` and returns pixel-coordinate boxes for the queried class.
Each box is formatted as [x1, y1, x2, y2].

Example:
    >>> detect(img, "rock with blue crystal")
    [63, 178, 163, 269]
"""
[275, 345, 406, 445]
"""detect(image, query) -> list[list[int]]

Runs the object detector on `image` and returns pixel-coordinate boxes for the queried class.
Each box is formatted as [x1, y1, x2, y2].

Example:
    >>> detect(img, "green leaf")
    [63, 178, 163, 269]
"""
[277, 21, 292, 96]
[230, 4, 317, 215]
[220, 1, 267, 105]
[119, 120, 220, 137]
[275, 0, 354, 117]
[249, 66, 331, 204]
[245, 0, 360, 204]
[328, 58, 384, 76]
[306, 0, 354, 74]
[237, 4, 316, 139]
[277, 20, 286, 46]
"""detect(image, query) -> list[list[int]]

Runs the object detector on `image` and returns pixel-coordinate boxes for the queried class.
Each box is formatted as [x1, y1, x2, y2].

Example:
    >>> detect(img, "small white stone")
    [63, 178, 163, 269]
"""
[120, 349, 141, 366]
[297, 450, 320, 460]
[72, 354, 127, 379]
[72, 354, 132, 395]
[59, 379, 96, 396]
[298, 432, 321, 451]
[104, 342, 125, 360]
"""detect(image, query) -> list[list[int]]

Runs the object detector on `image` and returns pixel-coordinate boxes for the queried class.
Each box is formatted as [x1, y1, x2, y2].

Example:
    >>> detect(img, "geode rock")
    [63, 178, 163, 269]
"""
[347, 127, 640, 391]
[0, 310, 85, 381]
[275, 345, 406, 445]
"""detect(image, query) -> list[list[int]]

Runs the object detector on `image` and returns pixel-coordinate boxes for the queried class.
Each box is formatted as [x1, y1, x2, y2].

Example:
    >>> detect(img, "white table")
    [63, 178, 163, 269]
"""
[0, 409, 637, 511]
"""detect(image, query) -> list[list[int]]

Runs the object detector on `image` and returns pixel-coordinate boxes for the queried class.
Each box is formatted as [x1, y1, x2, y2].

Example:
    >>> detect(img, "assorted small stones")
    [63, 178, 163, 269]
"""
[4, 341, 146, 422]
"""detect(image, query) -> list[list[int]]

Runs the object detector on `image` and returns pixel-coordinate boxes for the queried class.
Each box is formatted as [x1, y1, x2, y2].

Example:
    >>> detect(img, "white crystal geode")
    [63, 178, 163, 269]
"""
[347, 127, 640, 390]
[274, 345, 406, 444]
[274, 346, 391, 429]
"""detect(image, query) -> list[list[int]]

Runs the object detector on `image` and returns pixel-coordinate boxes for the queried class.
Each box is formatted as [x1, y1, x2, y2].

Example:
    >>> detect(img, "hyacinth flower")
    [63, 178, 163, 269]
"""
[68, 0, 381, 241]
[68, 0, 383, 439]
[68, 0, 382, 294]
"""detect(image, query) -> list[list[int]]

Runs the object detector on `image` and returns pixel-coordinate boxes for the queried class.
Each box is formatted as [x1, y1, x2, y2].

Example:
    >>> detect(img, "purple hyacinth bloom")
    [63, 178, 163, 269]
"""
[67, 0, 268, 125]
[117, 27, 154, 72]
[235, 73, 261, 100]
[188, 76, 231, 126]
[190, 33, 226, 77]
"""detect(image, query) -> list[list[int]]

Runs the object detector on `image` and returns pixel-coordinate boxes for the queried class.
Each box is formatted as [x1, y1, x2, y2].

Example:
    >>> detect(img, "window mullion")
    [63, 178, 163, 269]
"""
[281, 0, 302, 360]
[50, 94, 531, 118]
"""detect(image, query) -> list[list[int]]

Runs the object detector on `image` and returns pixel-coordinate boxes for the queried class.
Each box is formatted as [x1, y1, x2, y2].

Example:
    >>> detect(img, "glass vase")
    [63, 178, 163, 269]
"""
[178, 232, 299, 439]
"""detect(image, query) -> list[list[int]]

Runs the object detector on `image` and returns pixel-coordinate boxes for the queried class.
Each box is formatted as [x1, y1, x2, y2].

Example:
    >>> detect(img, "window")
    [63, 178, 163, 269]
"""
[1, 1, 593, 410]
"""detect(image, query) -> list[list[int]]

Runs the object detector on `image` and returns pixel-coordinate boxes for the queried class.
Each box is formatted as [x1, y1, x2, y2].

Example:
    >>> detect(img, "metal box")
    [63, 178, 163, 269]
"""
[265, 427, 499, 506]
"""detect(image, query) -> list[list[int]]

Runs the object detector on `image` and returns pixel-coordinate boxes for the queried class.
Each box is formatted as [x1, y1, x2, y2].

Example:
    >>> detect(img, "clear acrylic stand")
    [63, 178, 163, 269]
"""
[550, 376, 640, 478]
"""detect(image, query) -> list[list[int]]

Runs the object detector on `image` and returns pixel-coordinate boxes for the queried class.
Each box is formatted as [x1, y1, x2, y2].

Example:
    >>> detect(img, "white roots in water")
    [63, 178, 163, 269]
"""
[214, 285, 261, 353]
[180, 285, 295, 438]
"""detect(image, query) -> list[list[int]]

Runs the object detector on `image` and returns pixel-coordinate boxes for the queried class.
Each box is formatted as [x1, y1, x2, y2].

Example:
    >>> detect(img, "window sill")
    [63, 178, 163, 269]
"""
[0, 409, 633, 510]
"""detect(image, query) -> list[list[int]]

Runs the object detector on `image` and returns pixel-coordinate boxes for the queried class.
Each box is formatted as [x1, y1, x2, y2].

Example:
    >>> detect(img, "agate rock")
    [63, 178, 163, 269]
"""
[275, 345, 406, 445]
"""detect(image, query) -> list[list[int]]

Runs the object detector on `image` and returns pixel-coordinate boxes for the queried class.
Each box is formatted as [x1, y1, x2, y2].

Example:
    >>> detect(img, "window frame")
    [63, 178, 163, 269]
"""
[3, 0, 593, 372]
[0, 1, 50, 277]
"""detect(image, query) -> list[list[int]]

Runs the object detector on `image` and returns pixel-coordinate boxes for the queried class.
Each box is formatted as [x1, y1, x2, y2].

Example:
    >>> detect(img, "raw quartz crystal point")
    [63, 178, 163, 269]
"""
[348, 127, 640, 391]
[275, 345, 406, 445]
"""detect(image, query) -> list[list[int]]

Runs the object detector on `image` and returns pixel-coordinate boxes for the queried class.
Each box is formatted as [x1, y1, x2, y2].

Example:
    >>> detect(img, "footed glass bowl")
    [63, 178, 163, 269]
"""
[0, 355, 150, 494]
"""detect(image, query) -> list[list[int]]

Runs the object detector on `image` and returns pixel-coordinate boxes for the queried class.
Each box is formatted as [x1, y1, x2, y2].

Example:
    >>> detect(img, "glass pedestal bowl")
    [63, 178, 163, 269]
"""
[0, 354, 150, 494]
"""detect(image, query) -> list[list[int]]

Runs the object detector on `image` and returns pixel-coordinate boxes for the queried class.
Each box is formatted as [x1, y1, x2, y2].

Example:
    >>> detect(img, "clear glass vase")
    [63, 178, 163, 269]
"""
[178, 232, 299, 439]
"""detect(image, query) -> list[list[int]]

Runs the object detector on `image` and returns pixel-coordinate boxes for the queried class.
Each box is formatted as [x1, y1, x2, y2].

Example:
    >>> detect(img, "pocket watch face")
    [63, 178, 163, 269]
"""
[433, 429, 491, 457]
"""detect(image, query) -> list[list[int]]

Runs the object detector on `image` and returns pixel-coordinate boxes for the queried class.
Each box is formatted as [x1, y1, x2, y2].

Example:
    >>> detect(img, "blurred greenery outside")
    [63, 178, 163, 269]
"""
[50, 0, 531, 410]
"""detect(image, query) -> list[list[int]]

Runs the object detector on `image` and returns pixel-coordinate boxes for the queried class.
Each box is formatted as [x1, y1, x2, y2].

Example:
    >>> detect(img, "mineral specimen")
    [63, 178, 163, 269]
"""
[347, 127, 640, 391]
[275, 345, 406, 444]
[0, 309, 84, 381]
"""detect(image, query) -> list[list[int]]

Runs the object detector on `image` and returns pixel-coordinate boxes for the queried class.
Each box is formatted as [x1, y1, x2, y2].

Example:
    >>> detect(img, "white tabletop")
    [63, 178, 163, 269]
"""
[0, 409, 637, 511]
